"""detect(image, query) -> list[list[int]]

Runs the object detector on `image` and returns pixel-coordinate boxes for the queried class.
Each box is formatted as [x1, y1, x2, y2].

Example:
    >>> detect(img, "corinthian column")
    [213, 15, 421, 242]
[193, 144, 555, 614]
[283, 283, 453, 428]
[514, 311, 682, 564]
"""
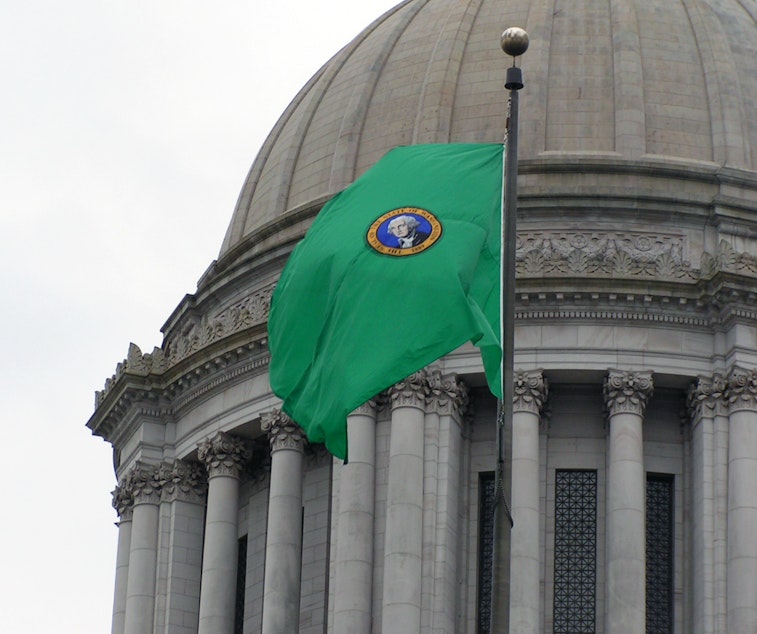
[603, 370, 653, 634]
[724, 367, 757, 633]
[686, 374, 725, 634]
[111, 484, 134, 634]
[197, 432, 250, 634]
[333, 398, 378, 634]
[509, 370, 548, 634]
[261, 410, 306, 634]
[123, 462, 163, 634]
[381, 370, 429, 634]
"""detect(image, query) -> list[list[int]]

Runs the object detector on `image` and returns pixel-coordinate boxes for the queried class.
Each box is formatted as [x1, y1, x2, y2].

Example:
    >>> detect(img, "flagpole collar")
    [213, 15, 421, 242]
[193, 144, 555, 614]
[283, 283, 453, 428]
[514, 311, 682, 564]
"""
[501, 27, 529, 58]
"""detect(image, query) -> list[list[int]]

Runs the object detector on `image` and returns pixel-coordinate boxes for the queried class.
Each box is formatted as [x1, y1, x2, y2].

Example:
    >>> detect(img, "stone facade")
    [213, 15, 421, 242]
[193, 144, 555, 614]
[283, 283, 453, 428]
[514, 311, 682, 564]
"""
[87, 0, 757, 632]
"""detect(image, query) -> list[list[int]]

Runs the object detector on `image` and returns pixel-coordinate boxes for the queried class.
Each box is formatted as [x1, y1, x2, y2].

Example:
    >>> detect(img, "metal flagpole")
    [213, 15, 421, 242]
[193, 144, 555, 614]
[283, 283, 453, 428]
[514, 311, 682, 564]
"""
[491, 26, 528, 634]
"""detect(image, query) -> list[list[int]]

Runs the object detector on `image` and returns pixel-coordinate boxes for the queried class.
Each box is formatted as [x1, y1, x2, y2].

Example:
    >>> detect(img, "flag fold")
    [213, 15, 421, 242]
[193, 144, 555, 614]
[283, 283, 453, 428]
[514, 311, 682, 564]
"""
[268, 143, 504, 459]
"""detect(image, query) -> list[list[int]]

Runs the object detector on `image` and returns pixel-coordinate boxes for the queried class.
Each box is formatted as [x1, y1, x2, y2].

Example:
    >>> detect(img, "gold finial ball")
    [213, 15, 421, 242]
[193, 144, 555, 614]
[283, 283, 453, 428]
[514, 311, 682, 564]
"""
[501, 27, 529, 57]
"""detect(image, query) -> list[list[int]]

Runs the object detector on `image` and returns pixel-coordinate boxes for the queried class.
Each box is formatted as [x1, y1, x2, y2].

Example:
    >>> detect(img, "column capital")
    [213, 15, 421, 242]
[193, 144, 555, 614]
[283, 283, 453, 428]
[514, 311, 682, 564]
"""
[427, 369, 469, 417]
[112, 482, 134, 522]
[388, 369, 429, 410]
[261, 409, 306, 454]
[604, 370, 653, 417]
[197, 431, 251, 478]
[159, 459, 208, 504]
[513, 369, 549, 416]
[121, 461, 163, 506]
[725, 366, 757, 413]
[686, 373, 727, 422]
[350, 397, 379, 417]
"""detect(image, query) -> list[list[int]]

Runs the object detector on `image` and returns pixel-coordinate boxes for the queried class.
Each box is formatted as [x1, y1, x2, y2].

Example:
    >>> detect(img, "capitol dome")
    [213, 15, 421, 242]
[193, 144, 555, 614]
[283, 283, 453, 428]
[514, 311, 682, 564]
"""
[89, 1, 757, 633]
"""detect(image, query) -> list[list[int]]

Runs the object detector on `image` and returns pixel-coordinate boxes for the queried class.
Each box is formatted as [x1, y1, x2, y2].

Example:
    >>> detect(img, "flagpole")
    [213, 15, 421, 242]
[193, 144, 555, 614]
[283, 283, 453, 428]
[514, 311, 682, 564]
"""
[491, 26, 528, 634]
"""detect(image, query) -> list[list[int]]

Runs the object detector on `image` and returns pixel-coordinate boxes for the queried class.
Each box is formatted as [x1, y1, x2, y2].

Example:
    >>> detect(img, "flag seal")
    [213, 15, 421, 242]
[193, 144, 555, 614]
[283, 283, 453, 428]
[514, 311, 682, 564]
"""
[366, 207, 442, 257]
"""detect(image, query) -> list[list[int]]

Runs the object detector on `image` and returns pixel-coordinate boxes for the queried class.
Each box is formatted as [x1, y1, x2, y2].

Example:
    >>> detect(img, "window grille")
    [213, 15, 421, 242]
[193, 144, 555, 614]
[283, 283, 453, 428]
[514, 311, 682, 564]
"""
[646, 475, 674, 634]
[477, 472, 496, 633]
[553, 469, 597, 633]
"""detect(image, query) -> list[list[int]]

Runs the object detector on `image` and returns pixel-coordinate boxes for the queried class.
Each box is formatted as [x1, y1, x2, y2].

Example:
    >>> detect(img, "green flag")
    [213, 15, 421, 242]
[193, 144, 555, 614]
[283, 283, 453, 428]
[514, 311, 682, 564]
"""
[268, 143, 504, 459]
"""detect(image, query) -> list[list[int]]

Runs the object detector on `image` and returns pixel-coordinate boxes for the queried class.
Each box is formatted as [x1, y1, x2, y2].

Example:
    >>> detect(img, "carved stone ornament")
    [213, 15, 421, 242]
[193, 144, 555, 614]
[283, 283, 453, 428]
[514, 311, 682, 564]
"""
[197, 431, 252, 478]
[604, 370, 654, 417]
[350, 397, 379, 417]
[725, 366, 757, 412]
[513, 370, 549, 415]
[111, 483, 134, 522]
[121, 462, 163, 506]
[686, 373, 727, 422]
[427, 369, 469, 417]
[159, 459, 208, 504]
[388, 369, 430, 410]
[260, 410, 306, 454]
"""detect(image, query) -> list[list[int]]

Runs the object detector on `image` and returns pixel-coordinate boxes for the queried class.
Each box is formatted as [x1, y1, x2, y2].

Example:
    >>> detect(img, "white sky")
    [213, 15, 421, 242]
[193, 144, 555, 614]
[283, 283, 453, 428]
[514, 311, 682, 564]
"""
[0, 1, 399, 630]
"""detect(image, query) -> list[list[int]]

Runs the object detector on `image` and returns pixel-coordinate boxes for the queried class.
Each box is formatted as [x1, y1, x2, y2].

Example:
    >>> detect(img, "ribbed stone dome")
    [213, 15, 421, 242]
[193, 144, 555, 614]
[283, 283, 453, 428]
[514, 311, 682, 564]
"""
[219, 0, 757, 257]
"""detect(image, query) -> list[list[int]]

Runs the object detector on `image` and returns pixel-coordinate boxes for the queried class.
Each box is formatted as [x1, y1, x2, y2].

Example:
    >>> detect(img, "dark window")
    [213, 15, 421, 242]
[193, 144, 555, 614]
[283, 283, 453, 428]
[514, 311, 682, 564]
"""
[646, 474, 674, 634]
[477, 472, 496, 633]
[553, 469, 597, 633]
[234, 535, 248, 634]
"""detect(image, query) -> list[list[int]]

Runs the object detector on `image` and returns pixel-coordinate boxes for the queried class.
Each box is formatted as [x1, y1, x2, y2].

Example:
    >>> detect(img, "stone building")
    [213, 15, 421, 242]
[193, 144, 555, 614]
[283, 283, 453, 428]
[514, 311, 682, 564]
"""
[87, 0, 757, 632]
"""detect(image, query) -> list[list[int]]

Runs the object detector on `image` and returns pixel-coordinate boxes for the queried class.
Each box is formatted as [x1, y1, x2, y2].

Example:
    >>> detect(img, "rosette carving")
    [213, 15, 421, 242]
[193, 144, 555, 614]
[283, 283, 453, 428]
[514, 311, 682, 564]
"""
[427, 369, 468, 417]
[388, 369, 430, 410]
[513, 370, 549, 415]
[197, 432, 252, 478]
[159, 459, 208, 503]
[260, 410, 306, 454]
[686, 373, 727, 421]
[725, 366, 757, 412]
[604, 370, 654, 417]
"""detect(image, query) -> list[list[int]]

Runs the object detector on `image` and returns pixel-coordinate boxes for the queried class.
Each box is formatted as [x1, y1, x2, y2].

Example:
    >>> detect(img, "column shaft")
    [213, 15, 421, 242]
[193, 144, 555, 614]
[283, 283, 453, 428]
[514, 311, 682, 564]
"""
[382, 373, 427, 633]
[333, 404, 377, 633]
[124, 502, 160, 634]
[261, 411, 306, 634]
[509, 370, 547, 634]
[604, 371, 652, 634]
[112, 519, 132, 634]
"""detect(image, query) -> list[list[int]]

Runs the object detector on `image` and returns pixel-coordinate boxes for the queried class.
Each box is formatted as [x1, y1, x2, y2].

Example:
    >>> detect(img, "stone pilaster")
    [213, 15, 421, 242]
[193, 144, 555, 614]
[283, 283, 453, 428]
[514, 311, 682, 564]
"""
[510, 370, 548, 634]
[603, 370, 653, 634]
[334, 398, 378, 634]
[122, 462, 163, 634]
[686, 374, 726, 634]
[423, 371, 468, 633]
[382, 370, 429, 634]
[156, 459, 207, 633]
[724, 367, 757, 634]
[261, 410, 306, 634]
[197, 433, 250, 634]
[111, 484, 135, 634]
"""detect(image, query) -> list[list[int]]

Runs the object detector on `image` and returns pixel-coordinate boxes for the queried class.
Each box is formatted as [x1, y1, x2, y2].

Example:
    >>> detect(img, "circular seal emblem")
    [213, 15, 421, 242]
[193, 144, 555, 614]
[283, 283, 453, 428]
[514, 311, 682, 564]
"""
[366, 207, 443, 256]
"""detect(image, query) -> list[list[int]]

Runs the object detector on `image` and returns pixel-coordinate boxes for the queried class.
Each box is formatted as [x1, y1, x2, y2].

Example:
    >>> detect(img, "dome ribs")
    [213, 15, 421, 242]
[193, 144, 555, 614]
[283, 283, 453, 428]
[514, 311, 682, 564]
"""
[412, 0, 483, 145]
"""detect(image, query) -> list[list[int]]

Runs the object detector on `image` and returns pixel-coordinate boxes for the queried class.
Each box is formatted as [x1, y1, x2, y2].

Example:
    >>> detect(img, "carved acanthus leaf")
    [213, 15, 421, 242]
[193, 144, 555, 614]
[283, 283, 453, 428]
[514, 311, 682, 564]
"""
[513, 370, 549, 415]
[604, 370, 654, 417]
[197, 432, 252, 478]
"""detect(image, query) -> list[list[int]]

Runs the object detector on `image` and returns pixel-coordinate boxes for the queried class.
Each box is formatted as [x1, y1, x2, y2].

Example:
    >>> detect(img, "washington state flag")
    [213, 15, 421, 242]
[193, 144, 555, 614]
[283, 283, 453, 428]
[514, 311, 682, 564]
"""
[268, 143, 504, 459]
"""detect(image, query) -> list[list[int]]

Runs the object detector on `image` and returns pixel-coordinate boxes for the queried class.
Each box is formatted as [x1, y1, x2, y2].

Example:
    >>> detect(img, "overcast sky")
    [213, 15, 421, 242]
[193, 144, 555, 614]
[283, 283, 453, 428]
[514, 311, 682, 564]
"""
[0, 1, 398, 630]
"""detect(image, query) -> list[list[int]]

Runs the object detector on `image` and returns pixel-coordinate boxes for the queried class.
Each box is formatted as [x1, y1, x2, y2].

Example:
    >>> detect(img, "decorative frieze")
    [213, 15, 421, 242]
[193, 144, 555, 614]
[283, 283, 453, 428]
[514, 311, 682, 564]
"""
[261, 410, 306, 454]
[604, 370, 654, 417]
[427, 369, 468, 417]
[159, 459, 208, 504]
[725, 366, 757, 412]
[388, 370, 430, 410]
[686, 373, 727, 422]
[513, 370, 549, 416]
[197, 431, 252, 478]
